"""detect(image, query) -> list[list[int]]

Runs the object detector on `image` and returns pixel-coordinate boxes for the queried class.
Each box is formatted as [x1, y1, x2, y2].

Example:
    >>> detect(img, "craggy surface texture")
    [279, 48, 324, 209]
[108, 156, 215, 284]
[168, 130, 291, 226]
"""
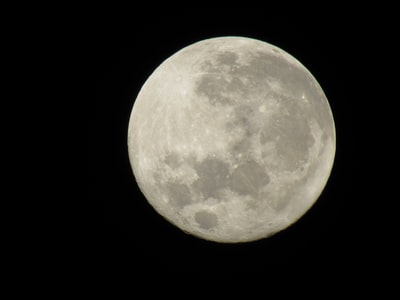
[128, 37, 335, 243]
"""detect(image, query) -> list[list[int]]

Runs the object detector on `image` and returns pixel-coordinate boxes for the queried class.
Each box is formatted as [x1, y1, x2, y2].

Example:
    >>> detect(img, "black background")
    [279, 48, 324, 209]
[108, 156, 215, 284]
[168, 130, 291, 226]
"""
[90, 12, 371, 282]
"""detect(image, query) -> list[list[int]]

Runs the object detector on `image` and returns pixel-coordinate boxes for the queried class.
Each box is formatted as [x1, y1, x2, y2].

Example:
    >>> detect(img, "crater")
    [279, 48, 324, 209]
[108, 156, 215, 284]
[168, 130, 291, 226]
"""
[165, 182, 193, 208]
[192, 157, 230, 200]
[230, 160, 270, 197]
[163, 152, 181, 169]
[216, 51, 239, 65]
[194, 210, 218, 229]
[260, 131, 268, 144]
[272, 48, 280, 54]
[195, 53, 249, 106]
[245, 197, 263, 210]
[231, 137, 251, 155]
[234, 104, 254, 123]
[239, 51, 313, 98]
[268, 184, 296, 212]
[274, 114, 315, 170]
[259, 105, 315, 171]
[272, 194, 291, 211]
[226, 105, 258, 152]
[195, 74, 236, 106]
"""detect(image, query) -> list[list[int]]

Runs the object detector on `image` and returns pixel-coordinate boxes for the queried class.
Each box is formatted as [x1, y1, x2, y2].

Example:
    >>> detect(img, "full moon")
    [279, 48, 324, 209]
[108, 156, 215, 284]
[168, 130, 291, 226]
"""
[128, 36, 335, 243]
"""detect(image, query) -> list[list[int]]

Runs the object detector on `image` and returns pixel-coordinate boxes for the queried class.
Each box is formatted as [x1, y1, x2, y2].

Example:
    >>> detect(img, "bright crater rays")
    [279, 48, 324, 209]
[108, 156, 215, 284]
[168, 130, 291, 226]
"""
[128, 36, 335, 243]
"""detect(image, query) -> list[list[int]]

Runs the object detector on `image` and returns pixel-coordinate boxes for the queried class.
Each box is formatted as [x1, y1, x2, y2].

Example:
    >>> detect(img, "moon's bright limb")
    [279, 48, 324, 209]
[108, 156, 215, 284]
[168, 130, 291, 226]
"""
[128, 36, 335, 243]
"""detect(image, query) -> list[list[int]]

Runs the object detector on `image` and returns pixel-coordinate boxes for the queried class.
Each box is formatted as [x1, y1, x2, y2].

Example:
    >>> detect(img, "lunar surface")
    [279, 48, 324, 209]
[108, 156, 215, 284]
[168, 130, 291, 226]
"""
[128, 36, 335, 243]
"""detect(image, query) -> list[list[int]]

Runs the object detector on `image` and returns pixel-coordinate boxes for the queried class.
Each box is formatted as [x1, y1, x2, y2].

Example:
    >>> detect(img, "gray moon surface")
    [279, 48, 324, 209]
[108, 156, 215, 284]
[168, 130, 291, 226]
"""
[128, 36, 335, 243]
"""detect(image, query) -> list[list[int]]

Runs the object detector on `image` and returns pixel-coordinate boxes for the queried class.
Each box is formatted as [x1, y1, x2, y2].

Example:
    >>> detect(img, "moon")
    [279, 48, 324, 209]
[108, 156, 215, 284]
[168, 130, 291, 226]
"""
[128, 36, 335, 243]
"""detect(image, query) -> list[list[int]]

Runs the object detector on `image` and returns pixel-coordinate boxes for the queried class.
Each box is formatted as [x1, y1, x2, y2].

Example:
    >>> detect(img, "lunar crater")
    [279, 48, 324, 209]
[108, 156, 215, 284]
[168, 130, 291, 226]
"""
[230, 160, 270, 197]
[192, 157, 230, 200]
[165, 182, 193, 208]
[194, 210, 219, 230]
